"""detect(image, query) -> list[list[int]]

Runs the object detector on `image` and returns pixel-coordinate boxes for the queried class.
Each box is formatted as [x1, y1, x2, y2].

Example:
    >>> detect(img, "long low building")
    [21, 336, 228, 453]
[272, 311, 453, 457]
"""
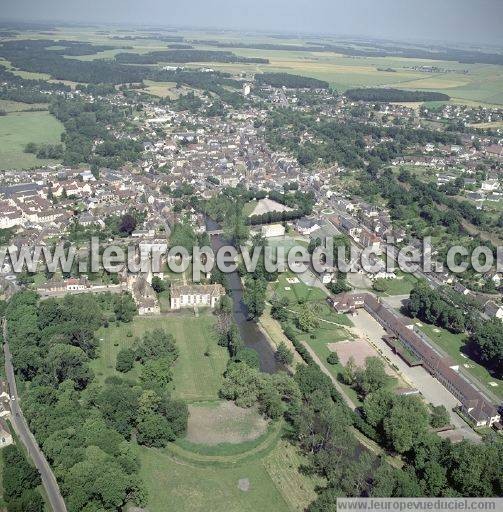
[330, 292, 501, 428]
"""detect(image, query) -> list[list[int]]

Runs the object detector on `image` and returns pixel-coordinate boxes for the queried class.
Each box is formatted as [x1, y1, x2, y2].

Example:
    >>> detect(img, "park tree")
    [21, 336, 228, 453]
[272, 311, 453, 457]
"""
[96, 383, 140, 436]
[220, 362, 263, 408]
[114, 293, 137, 323]
[136, 414, 175, 447]
[420, 461, 448, 496]
[2, 444, 41, 502]
[46, 344, 93, 390]
[134, 329, 178, 364]
[275, 342, 294, 365]
[151, 276, 167, 293]
[383, 395, 429, 453]
[243, 276, 267, 319]
[139, 357, 174, 390]
[296, 304, 319, 333]
[116, 348, 135, 373]
[362, 389, 395, 429]
[353, 357, 391, 397]
[119, 213, 137, 235]
[233, 347, 260, 369]
[470, 319, 503, 376]
[326, 352, 339, 365]
[430, 404, 450, 429]
[270, 295, 290, 322]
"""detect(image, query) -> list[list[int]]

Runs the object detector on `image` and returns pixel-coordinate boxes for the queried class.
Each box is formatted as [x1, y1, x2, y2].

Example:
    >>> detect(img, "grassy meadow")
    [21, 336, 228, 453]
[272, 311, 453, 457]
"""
[0, 111, 64, 170]
[91, 311, 229, 401]
[139, 436, 321, 512]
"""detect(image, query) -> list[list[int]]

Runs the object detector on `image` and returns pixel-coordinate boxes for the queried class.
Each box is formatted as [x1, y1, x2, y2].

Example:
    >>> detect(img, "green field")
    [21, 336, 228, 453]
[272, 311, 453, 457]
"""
[91, 312, 229, 401]
[269, 272, 327, 304]
[376, 273, 419, 296]
[11, 26, 503, 105]
[0, 99, 49, 113]
[139, 435, 320, 512]
[0, 111, 64, 170]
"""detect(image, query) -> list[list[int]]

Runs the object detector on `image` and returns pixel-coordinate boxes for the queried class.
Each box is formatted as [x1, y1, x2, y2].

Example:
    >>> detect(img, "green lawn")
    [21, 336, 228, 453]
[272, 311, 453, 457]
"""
[139, 445, 288, 512]
[416, 322, 503, 399]
[0, 111, 64, 170]
[139, 435, 320, 512]
[378, 273, 419, 296]
[269, 272, 327, 304]
[91, 312, 229, 401]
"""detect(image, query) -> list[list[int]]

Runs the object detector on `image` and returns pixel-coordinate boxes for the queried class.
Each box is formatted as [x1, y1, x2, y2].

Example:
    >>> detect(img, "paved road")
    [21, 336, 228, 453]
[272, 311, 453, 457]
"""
[3, 320, 67, 512]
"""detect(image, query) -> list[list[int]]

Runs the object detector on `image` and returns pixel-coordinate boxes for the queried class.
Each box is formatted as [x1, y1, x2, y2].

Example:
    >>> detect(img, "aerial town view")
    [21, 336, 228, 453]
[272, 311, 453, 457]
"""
[0, 1, 502, 511]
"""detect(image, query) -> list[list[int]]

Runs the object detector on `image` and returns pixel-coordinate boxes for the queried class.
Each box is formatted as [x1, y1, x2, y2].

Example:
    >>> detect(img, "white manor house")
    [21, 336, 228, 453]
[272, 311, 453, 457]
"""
[170, 283, 226, 310]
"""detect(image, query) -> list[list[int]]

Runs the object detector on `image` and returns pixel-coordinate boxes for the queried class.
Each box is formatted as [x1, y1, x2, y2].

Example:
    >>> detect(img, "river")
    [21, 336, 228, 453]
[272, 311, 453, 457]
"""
[205, 217, 279, 373]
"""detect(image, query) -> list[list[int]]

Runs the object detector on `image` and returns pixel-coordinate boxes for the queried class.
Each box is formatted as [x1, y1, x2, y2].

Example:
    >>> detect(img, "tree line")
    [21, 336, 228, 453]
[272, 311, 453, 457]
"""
[345, 88, 450, 103]
[115, 49, 268, 65]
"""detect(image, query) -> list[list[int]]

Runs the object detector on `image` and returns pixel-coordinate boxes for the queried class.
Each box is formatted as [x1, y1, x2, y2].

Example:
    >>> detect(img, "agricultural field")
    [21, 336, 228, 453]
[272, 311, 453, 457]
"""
[143, 80, 186, 99]
[0, 99, 48, 113]
[91, 312, 229, 402]
[0, 110, 64, 170]
[9, 26, 503, 106]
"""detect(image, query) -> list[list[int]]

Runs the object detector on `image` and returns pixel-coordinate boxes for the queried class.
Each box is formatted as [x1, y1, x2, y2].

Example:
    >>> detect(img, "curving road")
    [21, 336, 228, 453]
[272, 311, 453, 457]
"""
[2, 320, 67, 512]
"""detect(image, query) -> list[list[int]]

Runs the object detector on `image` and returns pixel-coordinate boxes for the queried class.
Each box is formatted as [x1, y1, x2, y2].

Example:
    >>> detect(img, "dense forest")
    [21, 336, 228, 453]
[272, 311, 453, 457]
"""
[4, 291, 188, 512]
[345, 88, 450, 102]
[255, 72, 329, 89]
[115, 49, 268, 64]
[49, 95, 143, 168]
[0, 39, 150, 84]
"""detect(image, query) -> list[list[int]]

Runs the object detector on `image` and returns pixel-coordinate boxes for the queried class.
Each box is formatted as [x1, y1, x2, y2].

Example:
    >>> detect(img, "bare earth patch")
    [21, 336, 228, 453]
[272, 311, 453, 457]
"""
[238, 478, 250, 492]
[186, 401, 269, 445]
[249, 198, 293, 217]
[328, 339, 395, 376]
